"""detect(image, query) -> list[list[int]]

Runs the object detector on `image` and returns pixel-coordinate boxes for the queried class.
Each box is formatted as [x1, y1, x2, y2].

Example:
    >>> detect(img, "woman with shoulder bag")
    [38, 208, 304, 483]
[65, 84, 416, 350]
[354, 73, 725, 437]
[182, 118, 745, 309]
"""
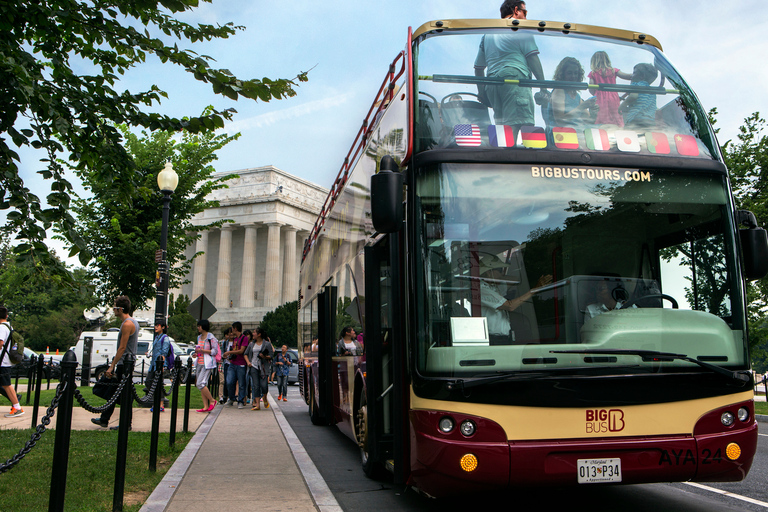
[194, 319, 218, 412]
[244, 327, 273, 410]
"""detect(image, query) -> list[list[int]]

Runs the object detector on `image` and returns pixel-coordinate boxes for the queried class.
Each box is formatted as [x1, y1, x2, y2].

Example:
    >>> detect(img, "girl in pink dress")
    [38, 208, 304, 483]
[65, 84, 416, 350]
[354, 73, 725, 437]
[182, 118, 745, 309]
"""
[588, 51, 632, 127]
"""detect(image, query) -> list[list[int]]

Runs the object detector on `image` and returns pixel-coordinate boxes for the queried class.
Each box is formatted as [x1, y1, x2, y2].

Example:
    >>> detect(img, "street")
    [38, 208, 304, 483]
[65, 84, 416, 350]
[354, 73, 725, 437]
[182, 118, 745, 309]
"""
[279, 385, 768, 511]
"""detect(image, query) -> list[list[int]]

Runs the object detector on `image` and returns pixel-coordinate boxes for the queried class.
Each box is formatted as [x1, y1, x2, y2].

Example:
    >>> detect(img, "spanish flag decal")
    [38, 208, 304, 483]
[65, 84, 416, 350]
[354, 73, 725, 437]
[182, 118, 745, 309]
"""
[553, 127, 579, 149]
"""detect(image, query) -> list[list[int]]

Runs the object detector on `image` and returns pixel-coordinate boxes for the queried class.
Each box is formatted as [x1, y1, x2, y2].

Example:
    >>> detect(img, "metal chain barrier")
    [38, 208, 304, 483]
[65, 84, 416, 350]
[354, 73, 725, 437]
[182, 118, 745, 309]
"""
[73, 372, 131, 414]
[131, 366, 165, 405]
[0, 380, 67, 474]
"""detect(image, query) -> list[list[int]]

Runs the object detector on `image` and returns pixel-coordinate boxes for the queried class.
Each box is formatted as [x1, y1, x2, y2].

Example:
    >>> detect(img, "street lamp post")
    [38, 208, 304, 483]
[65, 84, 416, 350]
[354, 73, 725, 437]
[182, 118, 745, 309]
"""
[155, 162, 179, 325]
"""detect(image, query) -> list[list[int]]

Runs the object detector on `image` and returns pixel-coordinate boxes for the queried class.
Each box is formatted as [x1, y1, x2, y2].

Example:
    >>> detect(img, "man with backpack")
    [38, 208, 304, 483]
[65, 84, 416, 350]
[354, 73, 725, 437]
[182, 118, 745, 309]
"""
[0, 305, 24, 417]
[146, 321, 173, 411]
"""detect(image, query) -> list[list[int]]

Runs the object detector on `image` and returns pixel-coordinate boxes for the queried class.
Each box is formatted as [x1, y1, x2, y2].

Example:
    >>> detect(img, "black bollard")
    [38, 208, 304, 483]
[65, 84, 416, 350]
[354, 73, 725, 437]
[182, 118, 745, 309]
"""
[140, 359, 145, 386]
[31, 354, 44, 428]
[149, 356, 163, 471]
[26, 356, 35, 406]
[47, 357, 53, 390]
[112, 355, 135, 512]
[169, 357, 181, 447]
[48, 350, 77, 512]
[183, 357, 192, 433]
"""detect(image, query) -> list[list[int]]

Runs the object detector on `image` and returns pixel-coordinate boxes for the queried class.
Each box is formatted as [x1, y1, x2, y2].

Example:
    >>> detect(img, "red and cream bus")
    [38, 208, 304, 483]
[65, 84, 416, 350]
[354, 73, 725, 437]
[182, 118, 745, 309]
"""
[298, 17, 768, 497]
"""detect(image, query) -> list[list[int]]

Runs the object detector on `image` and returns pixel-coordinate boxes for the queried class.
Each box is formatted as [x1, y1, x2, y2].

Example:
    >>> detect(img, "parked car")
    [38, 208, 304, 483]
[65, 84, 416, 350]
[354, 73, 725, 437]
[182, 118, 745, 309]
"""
[8, 347, 60, 379]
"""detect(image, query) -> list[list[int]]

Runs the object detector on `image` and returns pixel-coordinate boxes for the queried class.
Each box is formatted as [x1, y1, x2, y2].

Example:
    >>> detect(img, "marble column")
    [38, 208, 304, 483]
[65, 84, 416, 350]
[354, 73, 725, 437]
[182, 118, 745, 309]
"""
[240, 223, 258, 308]
[264, 222, 283, 309]
[282, 227, 298, 304]
[215, 225, 234, 309]
[191, 230, 209, 299]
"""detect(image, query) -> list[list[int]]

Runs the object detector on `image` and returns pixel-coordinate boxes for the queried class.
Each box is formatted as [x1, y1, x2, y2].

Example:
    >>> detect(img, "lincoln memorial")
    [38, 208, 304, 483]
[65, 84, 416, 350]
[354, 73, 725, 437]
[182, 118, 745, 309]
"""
[173, 166, 327, 329]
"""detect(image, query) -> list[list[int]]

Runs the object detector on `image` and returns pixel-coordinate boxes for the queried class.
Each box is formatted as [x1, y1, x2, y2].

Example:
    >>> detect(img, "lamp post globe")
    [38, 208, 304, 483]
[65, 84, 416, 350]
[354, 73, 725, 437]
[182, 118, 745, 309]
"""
[154, 161, 178, 326]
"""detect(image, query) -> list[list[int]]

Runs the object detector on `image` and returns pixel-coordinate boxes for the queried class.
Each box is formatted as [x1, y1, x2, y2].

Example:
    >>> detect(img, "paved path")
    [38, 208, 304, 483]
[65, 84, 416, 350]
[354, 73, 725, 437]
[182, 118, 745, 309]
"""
[141, 389, 341, 512]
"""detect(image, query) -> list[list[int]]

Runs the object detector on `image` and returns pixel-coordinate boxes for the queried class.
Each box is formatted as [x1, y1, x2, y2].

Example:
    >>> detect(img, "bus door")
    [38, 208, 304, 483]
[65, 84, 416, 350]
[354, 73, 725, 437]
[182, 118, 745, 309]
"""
[365, 233, 408, 484]
[317, 285, 337, 425]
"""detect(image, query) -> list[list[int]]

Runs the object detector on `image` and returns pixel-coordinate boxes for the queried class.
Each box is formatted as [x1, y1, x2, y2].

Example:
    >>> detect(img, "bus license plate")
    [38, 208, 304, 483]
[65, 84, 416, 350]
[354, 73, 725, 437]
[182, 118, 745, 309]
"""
[577, 458, 622, 484]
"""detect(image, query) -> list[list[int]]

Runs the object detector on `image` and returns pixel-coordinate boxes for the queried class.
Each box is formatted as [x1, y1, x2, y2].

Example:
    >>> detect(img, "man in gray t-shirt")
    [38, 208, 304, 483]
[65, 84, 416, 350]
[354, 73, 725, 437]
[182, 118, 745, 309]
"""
[91, 295, 138, 429]
[474, 1, 547, 132]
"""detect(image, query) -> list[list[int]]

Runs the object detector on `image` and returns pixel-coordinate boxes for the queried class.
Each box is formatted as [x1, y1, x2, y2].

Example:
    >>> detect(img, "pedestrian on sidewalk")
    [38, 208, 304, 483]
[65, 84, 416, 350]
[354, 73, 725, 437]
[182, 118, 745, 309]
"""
[193, 319, 218, 413]
[224, 321, 249, 409]
[0, 306, 24, 418]
[145, 321, 171, 412]
[244, 327, 273, 410]
[218, 327, 232, 404]
[274, 345, 292, 402]
[91, 296, 139, 430]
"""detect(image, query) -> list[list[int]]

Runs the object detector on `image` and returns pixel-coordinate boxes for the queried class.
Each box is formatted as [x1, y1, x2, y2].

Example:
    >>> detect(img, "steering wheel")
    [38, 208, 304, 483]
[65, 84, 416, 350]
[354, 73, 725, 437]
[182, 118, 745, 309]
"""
[623, 293, 678, 309]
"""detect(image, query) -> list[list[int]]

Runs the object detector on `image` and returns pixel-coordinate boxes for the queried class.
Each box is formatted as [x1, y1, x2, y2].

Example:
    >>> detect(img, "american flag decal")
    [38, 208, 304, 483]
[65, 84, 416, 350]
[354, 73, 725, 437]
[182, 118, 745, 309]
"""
[454, 124, 481, 146]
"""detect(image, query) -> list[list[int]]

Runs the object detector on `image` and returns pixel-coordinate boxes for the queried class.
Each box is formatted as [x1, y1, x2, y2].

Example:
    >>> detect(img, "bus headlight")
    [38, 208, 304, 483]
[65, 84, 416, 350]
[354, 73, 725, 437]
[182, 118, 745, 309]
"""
[438, 416, 455, 434]
[721, 411, 735, 426]
[460, 420, 476, 437]
[737, 407, 750, 422]
[726, 443, 741, 460]
[460, 453, 478, 472]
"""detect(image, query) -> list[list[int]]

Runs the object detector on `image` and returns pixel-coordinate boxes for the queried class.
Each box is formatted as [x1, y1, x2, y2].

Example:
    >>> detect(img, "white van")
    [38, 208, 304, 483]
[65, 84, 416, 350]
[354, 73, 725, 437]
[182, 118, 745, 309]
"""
[73, 328, 155, 379]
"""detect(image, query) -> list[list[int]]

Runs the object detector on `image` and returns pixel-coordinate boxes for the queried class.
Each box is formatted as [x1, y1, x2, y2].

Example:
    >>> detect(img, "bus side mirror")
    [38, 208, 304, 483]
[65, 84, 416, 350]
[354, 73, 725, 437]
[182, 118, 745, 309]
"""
[738, 210, 768, 280]
[371, 155, 403, 233]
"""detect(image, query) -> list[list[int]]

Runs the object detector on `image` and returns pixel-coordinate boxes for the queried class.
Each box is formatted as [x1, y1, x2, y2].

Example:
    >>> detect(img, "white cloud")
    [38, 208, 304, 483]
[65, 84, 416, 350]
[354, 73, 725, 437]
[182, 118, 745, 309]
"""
[223, 92, 352, 133]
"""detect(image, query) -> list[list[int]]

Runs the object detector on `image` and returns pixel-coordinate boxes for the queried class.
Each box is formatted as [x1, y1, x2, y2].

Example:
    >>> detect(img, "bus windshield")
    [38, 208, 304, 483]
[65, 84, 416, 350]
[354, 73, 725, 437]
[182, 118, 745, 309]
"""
[415, 28, 716, 159]
[415, 164, 746, 378]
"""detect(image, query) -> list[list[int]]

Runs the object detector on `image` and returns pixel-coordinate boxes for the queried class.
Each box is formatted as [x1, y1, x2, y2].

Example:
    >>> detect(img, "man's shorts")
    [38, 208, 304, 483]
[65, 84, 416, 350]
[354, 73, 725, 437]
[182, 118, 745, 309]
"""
[488, 68, 534, 127]
[0, 366, 11, 387]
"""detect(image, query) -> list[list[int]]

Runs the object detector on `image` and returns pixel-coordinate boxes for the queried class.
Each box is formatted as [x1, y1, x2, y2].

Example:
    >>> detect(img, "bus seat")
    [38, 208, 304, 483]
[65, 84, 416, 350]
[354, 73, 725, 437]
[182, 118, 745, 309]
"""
[440, 93, 492, 128]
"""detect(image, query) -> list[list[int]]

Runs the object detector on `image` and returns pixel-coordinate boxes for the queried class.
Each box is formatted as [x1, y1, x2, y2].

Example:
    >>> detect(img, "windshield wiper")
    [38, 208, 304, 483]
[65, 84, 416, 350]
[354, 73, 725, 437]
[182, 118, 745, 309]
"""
[550, 349, 750, 383]
[446, 365, 640, 391]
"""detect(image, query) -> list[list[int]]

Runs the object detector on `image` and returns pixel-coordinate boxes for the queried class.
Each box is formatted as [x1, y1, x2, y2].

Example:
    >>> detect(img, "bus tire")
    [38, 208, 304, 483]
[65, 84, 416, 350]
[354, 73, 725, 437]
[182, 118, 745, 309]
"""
[356, 389, 385, 479]
[309, 382, 324, 426]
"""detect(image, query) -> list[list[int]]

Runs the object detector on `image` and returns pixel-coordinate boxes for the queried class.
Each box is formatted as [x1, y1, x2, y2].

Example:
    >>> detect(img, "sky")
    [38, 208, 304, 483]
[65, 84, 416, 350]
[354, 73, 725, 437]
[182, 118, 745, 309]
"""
[15, 0, 768, 262]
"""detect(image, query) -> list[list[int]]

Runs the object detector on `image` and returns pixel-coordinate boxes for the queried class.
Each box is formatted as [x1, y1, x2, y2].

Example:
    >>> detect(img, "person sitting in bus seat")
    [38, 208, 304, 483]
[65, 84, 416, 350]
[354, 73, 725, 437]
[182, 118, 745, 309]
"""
[473, 0, 548, 133]
[336, 326, 363, 356]
[585, 280, 636, 319]
[619, 63, 658, 127]
[547, 57, 596, 127]
[478, 255, 552, 344]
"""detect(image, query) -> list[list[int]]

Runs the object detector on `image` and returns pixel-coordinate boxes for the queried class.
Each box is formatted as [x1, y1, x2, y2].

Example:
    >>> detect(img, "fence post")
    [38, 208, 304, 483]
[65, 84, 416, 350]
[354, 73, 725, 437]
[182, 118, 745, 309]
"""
[47, 357, 53, 390]
[25, 356, 36, 406]
[149, 356, 163, 471]
[169, 357, 181, 447]
[112, 355, 135, 512]
[48, 350, 77, 512]
[183, 357, 192, 433]
[31, 354, 44, 428]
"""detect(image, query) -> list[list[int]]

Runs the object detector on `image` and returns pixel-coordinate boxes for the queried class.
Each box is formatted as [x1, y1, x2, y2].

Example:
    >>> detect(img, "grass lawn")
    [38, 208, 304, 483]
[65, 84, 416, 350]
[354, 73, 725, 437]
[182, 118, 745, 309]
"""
[755, 401, 768, 415]
[0, 429, 193, 512]
[15, 383, 206, 411]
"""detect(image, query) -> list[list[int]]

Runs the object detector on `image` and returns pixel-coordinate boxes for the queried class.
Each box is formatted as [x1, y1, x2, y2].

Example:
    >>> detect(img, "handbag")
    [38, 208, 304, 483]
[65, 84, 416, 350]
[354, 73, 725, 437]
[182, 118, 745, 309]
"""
[93, 374, 118, 400]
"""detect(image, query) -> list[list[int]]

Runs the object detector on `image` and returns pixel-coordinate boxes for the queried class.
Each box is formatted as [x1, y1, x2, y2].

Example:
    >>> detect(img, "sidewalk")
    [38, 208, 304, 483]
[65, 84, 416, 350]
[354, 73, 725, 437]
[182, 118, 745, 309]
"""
[140, 389, 341, 512]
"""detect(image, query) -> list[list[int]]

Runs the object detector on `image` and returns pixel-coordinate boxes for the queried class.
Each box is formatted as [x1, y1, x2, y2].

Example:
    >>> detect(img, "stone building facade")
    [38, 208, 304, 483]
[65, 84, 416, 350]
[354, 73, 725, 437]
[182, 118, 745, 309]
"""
[174, 166, 326, 330]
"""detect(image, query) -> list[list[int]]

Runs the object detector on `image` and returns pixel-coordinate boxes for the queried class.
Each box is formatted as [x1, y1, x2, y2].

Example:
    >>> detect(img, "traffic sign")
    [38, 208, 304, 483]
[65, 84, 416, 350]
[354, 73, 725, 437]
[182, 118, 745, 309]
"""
[188, 294, 217, 321]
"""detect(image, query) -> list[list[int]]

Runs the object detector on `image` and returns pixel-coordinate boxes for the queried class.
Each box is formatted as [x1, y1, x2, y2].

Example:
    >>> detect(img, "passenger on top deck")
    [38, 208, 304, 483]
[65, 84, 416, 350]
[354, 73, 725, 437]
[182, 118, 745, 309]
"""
[588, 51, 632, 127]
[620, 63, 659, 128]
[474, 1, 548, 133]
[547, 57, 596, 127]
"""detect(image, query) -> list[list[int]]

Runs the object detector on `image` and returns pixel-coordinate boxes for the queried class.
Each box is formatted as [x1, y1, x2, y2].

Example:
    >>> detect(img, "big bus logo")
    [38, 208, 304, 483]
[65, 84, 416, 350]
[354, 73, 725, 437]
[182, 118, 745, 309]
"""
[585, 409, 625, 434]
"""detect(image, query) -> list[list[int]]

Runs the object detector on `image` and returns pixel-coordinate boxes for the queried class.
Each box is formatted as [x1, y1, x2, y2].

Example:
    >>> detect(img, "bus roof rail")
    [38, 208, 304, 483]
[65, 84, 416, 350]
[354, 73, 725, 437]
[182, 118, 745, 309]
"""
[411, 19, 662, 51]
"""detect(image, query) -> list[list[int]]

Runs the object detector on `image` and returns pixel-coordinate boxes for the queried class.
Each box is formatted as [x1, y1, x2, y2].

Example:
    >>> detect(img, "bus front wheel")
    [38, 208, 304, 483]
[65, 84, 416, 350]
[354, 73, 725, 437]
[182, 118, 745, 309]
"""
[309, 382, 324, 426]
[356, 389, 384, 479]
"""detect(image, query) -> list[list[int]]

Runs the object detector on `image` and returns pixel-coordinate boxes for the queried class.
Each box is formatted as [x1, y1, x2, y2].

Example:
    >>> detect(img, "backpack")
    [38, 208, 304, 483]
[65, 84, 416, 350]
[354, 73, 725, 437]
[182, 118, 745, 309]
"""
[1, 325, 24, 366]
[161, 335, 175, 369]
[204, 336, 221, 363]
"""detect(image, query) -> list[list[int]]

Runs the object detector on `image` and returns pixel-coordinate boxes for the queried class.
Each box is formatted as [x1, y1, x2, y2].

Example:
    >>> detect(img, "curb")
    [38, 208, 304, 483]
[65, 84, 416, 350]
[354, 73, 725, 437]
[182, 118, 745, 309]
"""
[756, 414, 768, 423]
[139, 405, 223, 512]
[268, 389, 343, 512]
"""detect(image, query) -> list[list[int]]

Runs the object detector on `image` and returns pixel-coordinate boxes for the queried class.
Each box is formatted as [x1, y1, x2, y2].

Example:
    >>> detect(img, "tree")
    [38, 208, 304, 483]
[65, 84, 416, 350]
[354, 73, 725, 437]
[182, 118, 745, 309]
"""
[69, 125, 235, 313]
[716, 110, 768, 359]
[168, 293, 197, 344]
[1, 1, 307, 271]
[260, 301, 298, 348]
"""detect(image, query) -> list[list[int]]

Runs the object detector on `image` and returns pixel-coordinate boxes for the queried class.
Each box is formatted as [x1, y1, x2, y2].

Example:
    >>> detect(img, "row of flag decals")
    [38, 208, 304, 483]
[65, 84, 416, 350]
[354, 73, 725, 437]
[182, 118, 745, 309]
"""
[453, 124, 700, 156]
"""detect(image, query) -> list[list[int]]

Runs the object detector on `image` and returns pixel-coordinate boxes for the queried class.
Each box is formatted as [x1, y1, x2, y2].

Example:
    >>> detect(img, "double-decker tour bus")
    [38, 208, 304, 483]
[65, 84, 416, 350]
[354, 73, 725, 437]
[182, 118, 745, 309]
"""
[297, 17, 768, 497]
